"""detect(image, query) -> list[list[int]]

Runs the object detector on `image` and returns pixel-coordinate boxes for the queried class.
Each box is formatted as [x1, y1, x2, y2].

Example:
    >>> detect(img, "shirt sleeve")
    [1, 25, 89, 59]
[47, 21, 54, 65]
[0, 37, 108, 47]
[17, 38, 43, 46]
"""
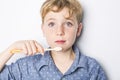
[96, 66, 108, 80]
[0, 60, 23, 80]
[89, 59, 108, 80]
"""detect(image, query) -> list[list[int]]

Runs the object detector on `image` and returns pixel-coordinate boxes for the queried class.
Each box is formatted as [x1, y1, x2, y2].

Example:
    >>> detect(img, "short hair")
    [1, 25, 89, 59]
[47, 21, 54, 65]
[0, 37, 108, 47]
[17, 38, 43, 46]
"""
[40, 0, 83, 24]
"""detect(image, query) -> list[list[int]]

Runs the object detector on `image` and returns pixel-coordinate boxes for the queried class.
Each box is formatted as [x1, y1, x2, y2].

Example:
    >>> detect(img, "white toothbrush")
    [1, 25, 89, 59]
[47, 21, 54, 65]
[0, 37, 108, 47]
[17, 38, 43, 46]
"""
[44, 47, 62, 51]
[11, 47, 62, 54]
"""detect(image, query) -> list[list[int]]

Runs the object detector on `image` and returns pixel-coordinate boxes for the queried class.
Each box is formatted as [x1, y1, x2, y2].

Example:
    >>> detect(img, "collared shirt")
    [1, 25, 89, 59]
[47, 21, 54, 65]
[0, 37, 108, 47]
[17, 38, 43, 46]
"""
[0, 46, 107, 80]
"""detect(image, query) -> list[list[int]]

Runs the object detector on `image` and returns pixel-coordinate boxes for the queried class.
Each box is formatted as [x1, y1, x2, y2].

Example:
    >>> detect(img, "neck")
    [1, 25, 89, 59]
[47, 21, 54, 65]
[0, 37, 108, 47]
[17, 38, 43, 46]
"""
[50, 47, 75, 74]
[51, 48, 75, 63]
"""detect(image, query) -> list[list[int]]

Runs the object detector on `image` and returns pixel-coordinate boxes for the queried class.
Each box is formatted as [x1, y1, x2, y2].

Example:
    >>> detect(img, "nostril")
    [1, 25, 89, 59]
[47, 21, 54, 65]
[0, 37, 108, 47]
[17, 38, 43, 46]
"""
[56, 26, 64, 36]
[56, 30, 64, 36]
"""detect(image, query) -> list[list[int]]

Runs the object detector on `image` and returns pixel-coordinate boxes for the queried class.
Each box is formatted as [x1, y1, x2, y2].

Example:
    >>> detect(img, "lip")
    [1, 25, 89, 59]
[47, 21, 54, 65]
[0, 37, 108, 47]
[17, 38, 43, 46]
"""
[55, 40, 66, 44]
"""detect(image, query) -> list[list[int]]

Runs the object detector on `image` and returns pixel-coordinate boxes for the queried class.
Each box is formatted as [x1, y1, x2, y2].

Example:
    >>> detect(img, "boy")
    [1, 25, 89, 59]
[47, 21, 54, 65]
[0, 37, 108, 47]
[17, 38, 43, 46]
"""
[0, 0, 107, 80]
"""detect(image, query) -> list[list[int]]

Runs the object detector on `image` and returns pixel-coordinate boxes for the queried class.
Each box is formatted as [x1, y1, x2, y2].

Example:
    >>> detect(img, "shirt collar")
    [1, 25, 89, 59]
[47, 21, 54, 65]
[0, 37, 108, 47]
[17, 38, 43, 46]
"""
[35, 45, 88, 71]
[71, 45, 88, 69]
[35, 51, 50, 71]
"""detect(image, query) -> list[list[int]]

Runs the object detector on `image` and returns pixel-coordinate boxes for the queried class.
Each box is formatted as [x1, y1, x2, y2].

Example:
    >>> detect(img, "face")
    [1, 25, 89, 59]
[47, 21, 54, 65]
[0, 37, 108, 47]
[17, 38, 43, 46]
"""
[42, 7, 82, 51]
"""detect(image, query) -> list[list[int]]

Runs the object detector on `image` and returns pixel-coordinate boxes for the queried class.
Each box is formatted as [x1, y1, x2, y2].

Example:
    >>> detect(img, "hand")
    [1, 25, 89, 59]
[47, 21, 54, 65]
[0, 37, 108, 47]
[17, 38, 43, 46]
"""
[6, 40, 44, 56]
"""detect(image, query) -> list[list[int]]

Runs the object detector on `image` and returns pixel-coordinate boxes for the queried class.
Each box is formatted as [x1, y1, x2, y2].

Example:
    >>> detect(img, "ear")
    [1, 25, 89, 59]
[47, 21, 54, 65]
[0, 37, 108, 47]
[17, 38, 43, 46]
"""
[76, 23, 82, 37]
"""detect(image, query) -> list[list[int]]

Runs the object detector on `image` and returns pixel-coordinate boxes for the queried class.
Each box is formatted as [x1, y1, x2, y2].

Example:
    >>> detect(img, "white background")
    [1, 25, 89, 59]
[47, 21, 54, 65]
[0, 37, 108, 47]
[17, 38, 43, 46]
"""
[0, 0, 120, 80]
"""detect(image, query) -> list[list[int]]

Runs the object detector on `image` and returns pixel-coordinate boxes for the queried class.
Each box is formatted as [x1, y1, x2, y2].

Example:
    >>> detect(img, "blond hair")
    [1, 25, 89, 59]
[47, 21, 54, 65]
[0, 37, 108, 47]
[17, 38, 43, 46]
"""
[40, 0, 83, 24]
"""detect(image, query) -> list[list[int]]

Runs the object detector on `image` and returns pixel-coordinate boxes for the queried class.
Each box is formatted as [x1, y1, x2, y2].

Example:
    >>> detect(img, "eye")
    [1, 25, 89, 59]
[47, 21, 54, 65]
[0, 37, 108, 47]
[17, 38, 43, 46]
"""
[48, 22, 55, 27]
[65, 22, 73, 27]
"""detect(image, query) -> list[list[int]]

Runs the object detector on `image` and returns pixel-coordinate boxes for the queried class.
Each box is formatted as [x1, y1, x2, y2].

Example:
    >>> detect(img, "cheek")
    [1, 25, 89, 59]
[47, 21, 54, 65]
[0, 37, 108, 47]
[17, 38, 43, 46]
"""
[43, 28, 51, 37]
[45, 33, 53, 41]
[67, 30, 77, 43]
[44, 30, 55, 44]
[45, 35, 53, 46]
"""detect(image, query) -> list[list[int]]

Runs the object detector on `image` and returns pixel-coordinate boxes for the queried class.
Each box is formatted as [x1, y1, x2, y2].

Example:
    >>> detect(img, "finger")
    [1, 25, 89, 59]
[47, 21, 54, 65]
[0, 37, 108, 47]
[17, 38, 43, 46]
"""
[21, 43, 28, 55]
[25, 40, 33, 56]
[29, 40, 37, 54]
[34, 41, 44, 55]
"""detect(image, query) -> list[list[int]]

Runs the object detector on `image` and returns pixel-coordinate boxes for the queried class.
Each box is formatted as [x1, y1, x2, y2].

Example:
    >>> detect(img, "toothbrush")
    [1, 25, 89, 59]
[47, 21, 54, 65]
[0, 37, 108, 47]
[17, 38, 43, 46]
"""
[10, 47, 62, 54]
[44, 47, 62, 51]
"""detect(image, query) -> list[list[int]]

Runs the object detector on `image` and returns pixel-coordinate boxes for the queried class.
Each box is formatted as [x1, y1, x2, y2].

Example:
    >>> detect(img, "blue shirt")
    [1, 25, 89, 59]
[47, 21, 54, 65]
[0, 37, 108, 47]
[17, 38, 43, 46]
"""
[0, 46, 107, 80]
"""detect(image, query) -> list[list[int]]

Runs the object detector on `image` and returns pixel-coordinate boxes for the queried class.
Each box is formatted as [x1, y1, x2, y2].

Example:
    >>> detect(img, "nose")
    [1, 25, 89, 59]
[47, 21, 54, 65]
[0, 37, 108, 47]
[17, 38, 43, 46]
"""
[56, 25, 64, 36]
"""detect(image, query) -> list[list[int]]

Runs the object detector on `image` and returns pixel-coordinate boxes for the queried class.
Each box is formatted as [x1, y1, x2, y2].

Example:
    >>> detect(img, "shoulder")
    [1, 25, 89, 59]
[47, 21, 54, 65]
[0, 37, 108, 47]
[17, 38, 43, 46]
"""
[79, 54, 107, 79]
[6, 54, 43, 70]
[16, 54, 43, 65]
[80, 54, 103, 71]
[4, 54, 43, 73]
[73, 45, 104, 72]
[73, 45, 106, 74]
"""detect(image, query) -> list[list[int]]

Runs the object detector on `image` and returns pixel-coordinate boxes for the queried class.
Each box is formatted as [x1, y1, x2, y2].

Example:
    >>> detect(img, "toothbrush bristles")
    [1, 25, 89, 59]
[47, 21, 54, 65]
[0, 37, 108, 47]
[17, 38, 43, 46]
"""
[45, 47, 62, 51]
[54, 47, 62, 51]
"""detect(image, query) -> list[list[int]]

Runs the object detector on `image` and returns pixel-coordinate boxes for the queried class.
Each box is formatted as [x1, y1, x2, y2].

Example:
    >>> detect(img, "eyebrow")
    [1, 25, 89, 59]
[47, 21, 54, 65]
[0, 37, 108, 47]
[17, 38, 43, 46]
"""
[46, 18, 56, 22]
[45, 17, 75, 23]
[65, 17, 75, 23]
[66, 18, 74, 21]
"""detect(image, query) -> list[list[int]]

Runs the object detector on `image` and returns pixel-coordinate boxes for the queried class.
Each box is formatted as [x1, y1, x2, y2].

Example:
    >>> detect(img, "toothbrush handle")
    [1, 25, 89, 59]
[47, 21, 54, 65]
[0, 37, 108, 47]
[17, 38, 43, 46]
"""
[10, 49, 21, 54]
[10, 48, 54, 54]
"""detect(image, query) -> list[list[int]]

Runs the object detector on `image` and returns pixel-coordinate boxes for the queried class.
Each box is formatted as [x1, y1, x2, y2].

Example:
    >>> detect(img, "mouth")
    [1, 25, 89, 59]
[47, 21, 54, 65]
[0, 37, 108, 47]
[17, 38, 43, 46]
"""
[55, 40, 66, 44]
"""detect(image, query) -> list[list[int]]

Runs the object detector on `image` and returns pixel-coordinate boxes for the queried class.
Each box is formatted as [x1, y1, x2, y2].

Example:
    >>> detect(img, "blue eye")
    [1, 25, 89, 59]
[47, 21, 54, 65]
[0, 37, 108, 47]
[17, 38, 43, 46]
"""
[66, 22, 73, 27]
[48, 22, 55, 27]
